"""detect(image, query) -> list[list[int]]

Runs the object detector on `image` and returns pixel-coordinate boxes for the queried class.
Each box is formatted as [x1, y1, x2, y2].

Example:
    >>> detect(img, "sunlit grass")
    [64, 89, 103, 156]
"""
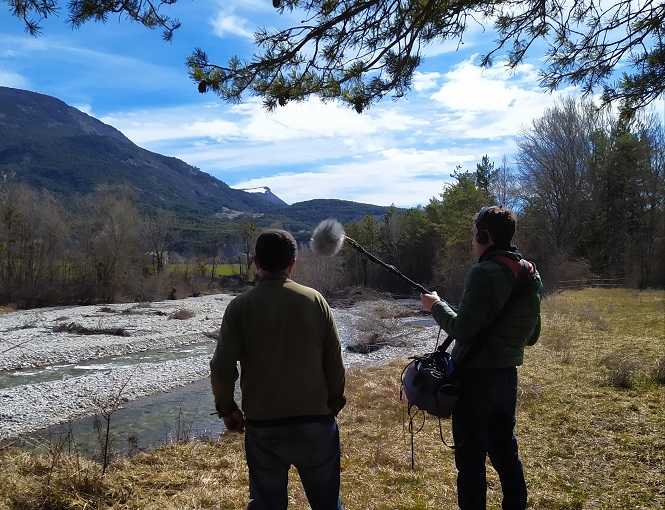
[0, 288, 663, 509]
[167, 263, 242, 277]
[520, 288, 665, 508]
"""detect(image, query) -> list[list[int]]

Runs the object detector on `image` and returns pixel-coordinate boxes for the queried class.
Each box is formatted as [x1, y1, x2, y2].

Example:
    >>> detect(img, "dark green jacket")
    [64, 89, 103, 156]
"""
[210, 274, 346, 420]
[431, 247, 543, 369]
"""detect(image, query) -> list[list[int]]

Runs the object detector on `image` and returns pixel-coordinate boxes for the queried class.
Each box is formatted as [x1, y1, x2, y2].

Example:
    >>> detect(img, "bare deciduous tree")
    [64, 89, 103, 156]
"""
[143, 208, 175, 274]
[516, 97, 596, 255]
[74, 185, 144, 301]
[491, 155, 521, 211]
[0, 180, 68, 306]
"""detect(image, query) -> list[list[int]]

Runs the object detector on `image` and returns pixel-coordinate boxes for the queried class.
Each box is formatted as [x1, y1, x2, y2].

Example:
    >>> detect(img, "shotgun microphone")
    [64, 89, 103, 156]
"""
[310, 218, 346, 257]
[309, 218, 431, 294]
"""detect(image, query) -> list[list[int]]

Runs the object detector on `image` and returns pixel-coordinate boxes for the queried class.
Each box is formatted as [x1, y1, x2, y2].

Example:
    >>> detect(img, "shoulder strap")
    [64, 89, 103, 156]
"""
[455, 259, 531, 366]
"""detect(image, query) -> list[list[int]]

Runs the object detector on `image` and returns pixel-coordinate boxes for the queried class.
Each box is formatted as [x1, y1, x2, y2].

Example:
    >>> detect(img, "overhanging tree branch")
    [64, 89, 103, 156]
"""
[188, 0, 478, 112]
[6, 0, 180, 39]
[6, 0, 664, 115]
[187, 0, 665, 115]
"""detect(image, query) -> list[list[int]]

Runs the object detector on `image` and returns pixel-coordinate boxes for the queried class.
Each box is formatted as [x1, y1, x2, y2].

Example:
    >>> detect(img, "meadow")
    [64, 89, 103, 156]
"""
[0, 288, 663, 509]
[166, 263, 244, 278]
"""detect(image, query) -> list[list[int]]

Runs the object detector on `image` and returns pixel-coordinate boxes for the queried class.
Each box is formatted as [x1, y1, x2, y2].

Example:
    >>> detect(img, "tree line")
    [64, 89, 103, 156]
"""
[323, 98, 665, 299]
[0, 181, 256, 308]
[1, 97, 663, 308]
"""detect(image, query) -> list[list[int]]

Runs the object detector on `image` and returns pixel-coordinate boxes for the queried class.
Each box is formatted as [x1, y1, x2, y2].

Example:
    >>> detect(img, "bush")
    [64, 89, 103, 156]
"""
[600, 352, 641, 389]
[652, 356, 665, 385]
[169, 309, 195, 320]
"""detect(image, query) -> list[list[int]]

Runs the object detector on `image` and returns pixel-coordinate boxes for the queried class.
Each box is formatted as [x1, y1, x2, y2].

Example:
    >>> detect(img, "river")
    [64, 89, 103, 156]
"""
[0, 295, 440, 454]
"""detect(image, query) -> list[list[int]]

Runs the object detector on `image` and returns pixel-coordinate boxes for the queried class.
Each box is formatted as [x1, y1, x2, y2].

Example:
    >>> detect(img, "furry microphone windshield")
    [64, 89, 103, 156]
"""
[309, 217, 431, 293]
[310, 218, 346, 257]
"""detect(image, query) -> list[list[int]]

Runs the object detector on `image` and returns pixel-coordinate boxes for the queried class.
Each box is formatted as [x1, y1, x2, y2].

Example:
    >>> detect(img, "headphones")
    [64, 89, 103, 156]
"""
[475, 206, 494, 245]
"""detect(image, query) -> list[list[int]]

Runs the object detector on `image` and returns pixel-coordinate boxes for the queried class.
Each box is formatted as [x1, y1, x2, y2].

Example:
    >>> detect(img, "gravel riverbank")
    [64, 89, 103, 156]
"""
[0, 293, 439, 442]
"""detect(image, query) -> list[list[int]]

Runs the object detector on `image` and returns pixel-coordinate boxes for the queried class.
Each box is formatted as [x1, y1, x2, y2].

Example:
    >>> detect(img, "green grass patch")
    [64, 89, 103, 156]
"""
[166, 263, 243, 277]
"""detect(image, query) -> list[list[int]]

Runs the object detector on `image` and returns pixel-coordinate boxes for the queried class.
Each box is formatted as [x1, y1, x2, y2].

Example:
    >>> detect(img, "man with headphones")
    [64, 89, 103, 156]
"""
[421, 206, 543, 510]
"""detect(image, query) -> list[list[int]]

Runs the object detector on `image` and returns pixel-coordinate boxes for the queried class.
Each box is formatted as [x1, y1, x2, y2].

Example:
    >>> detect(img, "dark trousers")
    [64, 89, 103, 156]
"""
[244, 416, 343, 510]
[452, 367, 527, 510]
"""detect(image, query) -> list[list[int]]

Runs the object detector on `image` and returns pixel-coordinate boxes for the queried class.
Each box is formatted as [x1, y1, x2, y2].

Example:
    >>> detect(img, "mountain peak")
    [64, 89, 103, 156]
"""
[236, 186, 288, 206]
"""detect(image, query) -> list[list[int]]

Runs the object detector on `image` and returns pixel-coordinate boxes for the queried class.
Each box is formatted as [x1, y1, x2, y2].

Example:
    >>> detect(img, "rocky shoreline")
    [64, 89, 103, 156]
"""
[0, 294, 232, 442]
[0, 356, 212, 441]
[0, 293, 437, 443]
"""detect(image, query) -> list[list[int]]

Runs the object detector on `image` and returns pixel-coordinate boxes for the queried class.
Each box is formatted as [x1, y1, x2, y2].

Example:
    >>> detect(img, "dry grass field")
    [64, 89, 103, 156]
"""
[1, 288, 663, 509]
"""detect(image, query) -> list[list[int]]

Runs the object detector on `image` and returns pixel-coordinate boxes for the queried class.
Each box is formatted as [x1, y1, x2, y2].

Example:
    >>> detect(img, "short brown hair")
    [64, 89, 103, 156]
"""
[254, 229, 298, 272]
[475, 206, 517, 247]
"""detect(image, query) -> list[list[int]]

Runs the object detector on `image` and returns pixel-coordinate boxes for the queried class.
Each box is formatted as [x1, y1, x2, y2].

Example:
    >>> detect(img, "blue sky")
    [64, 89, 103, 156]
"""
[0, 0, 586, 208]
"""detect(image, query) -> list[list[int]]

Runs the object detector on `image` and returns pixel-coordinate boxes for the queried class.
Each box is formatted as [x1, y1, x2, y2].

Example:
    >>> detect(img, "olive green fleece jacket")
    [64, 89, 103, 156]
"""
[431, 247, 543, 369]
[210, 274, 346, 421]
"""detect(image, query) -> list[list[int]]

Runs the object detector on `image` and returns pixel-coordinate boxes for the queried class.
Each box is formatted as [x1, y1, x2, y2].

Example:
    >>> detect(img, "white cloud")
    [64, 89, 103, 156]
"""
[208, 0, 284, 39]
[211, 12, 255, 39]
[0, 34, 49, 54]
[73, 103, 93, 115]
[101, 105, 242, 145]
[412, 71, 442, 92]
[229, 146, 476, 207]
[428, 56, 577, 139]
[102, 96, 428, 156]
[434, 58, 527, 110]
[0, 69, 29, 89]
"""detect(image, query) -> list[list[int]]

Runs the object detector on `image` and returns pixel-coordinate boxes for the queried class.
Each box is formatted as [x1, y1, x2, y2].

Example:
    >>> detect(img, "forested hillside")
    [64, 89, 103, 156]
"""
[0, 86, 279, 215]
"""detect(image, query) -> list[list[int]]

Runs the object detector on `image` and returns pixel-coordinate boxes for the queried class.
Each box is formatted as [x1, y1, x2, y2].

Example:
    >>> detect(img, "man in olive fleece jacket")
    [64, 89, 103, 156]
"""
[421, 206, 542, 510]
[210, 229, 346, 510]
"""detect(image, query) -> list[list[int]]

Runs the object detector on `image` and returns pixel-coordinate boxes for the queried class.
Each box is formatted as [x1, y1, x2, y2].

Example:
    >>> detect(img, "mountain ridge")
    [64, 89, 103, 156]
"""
[0, 86, 280, 215]
[236, 186, 288, 206]
[0, 86, 392, 241]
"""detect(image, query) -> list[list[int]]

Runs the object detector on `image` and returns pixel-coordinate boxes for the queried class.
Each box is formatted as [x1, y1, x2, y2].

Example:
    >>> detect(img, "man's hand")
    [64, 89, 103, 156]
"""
[420, 291, 441, 312]
[221, 408, 246, 433]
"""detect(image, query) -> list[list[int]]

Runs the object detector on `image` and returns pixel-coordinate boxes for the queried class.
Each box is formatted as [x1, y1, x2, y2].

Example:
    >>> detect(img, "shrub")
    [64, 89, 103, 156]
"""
[169, 308, 195, 320]
[652, 356, 665, 385]
[600, 352, 641, 389]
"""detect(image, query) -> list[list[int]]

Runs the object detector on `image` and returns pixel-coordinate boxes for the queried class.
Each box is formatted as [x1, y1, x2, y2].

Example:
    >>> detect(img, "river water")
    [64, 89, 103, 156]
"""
[1, 298, 440, 455]
[0, 342, 214, 390]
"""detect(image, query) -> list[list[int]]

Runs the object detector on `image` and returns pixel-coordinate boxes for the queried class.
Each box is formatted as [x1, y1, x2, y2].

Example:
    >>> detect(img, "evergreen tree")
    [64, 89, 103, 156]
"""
[583, 114, 664, 285]
[343, 215, 382, 288]
[475, 155, 496, 200]
[425, 170, 486, 300]
[187, 0, 665, 115]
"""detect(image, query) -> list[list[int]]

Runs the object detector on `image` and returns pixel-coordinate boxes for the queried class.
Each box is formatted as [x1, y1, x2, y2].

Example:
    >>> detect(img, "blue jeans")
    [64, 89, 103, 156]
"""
[244, 416, 343, 510]
[452, 367, 527, 510]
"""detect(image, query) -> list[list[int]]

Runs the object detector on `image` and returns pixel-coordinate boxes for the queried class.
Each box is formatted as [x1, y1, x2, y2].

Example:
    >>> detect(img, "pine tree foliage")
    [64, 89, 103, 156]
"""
[8, 0, 663, 114]
[189, 0, 665, 115]
[6, 0, 180, 39]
